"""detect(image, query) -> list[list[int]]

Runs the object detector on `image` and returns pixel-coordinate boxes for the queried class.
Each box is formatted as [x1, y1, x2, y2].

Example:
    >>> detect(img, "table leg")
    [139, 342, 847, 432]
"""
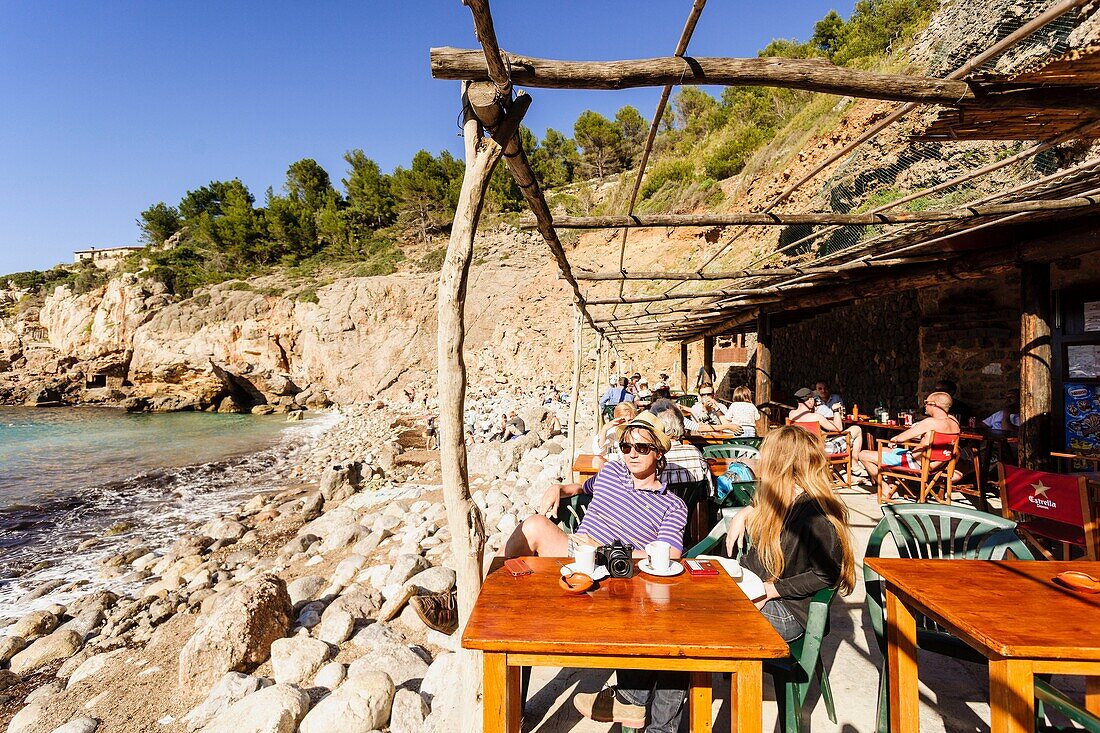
[885, 585, 920, 733]
[689, 671, 712, 732]
[1086, 676, 1100, 717]
[483, 653, 520, 733]
[989, 659, 1034, 733]
[731, 661, 762, 733]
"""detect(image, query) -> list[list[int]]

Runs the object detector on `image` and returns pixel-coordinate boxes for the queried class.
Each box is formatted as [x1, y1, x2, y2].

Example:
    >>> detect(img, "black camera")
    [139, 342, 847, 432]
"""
[596, 540, 635, 578]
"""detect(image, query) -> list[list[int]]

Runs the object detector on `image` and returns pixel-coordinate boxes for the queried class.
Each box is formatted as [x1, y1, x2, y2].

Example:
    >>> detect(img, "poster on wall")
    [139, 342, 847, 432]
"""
[1085, 301, 1100, 332]
[1065, 383, 1100, 452]
[1068, 344, 1100, 379]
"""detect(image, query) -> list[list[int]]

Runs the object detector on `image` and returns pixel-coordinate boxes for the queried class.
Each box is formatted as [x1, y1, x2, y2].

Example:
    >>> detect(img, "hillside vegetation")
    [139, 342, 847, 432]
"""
[3, 0, 938, 301]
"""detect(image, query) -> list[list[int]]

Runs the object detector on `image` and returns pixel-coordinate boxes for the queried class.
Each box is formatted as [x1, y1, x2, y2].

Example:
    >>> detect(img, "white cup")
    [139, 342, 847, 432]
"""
[645, 540, 672, 572]
[574, 545, 596, 575]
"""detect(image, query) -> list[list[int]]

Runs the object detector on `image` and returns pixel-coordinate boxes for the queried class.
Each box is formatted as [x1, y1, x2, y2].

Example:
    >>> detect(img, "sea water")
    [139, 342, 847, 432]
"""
[0, 406, 338, 617]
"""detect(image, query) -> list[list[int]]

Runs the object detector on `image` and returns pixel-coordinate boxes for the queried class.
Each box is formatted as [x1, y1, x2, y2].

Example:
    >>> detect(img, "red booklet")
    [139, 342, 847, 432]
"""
[685, 559, 719, 577]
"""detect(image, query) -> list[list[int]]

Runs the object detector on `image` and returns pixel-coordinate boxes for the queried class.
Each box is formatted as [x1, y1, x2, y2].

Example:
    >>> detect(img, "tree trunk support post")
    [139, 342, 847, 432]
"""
[436, 81, 528, 728]
[679, 341, 689, 393]
[1019, 262, 1053, 469]
[755, 311, 773, 418]
[593, 335, 604, 430]
[703, 335, 715, 388]
[568, 304, 584, 470]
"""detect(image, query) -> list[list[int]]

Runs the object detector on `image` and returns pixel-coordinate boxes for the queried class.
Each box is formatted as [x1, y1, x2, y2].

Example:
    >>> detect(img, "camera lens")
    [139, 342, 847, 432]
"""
[610, 557, 632, 577]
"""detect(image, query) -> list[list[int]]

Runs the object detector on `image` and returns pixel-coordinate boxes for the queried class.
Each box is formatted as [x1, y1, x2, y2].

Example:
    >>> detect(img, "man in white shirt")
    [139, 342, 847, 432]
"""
[983, 389, 1021, 431]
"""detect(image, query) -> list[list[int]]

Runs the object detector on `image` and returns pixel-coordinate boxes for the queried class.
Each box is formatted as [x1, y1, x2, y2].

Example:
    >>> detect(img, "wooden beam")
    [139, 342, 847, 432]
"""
[525, 195, 1100, 229]
[1019, 262, 1053, 469]
[573, 256, 943, 282]
[431, 47, 1097, 109]
[755, 311, 772, 414]
[437, 85, 514, 731]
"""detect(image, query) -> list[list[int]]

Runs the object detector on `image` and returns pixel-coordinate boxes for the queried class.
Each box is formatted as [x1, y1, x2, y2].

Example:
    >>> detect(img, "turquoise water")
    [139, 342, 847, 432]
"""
[0, 406, 334, 617]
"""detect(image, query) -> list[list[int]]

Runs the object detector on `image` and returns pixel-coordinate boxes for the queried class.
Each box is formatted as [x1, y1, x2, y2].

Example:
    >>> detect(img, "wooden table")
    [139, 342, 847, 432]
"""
[464, 556, 789, 732]
[572, 453, 602, 484]
[866, 558, 1100, 733]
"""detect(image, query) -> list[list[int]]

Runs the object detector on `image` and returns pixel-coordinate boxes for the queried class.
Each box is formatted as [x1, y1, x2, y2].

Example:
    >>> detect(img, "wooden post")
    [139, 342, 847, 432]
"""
[593, 335, 603, 430]
[1019, 262, 1053, 469]
[755, 311, 773, 413]
[679, 341, 689, 393]
[568, 304, 583, 467]
[436, 83, 527, 729]
[702, 335, 715, 388]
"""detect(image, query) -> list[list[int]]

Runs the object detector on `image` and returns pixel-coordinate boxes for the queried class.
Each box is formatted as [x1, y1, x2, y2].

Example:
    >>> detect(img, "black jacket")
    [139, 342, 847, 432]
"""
[740, 494, 843, 628]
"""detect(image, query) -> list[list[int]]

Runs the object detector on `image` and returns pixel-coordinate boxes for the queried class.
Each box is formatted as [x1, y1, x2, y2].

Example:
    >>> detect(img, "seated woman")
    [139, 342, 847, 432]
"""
[504, 413, 691, 733]
[591, 401, 638, 470]
[725, 385, 761, 437]
[724, 425, 856, 641]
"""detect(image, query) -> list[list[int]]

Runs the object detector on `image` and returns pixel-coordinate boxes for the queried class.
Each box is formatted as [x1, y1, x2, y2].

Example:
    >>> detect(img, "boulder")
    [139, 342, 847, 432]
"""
[379, 584, 417, 623]
[285, 576, 327, 609]
[347, 640, 428, 689]
[269, 636, 333, 686]
[9, 629, 83, 674]
[48, 718, 99, 733]
[320, 524, 364, 554]
[66, 650, 122, 689]
[320, 462, 363, 504]
[405, 566, 456, 595]
[389, 688, 429, 733]
[0, 635, 27, 665]
[312, 661, 345, 690]
[331, 555, 367, 587]
[197, 683, 309, 733]
[6, 704, 43, 733]
[202, 519, 246, 542]
[385, 554, 430, 587]
[178, 573, 292, 694]
[298, 670, 394, 733]
[182, 672, 267, 732]
[419, 651, 459, 703]
[316, 607, 354, 645]
[10, 610, 57, 639]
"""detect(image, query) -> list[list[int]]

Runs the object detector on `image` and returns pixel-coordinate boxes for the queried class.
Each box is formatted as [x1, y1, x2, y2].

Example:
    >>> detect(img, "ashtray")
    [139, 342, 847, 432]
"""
[559, 572, 595, 594]
[1053, 570, 1100, 594]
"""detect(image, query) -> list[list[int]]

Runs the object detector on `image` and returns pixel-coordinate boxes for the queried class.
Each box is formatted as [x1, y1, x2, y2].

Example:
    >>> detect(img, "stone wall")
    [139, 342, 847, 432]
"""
[771, 291, 921, 411]
[916, 272, 1020, 417]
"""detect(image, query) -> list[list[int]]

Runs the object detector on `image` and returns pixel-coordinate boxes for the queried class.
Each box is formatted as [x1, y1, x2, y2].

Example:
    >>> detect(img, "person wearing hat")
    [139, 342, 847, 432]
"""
[789, 387, 864, 460]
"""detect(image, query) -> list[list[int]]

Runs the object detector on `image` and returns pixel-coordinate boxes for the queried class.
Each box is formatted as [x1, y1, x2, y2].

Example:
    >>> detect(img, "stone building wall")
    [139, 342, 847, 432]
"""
[771, 291, 921, 411]
[916, 272, 1020, 418]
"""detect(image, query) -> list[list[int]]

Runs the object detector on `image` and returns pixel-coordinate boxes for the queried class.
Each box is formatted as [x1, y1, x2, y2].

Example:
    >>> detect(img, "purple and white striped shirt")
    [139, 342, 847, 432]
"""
[576, 460, 689, 552]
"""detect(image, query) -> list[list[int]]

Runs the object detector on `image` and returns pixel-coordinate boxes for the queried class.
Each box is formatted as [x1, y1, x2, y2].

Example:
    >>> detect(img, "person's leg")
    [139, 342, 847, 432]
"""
[858, 449, 881, 479]
[503, 515, 570, 557]
[847, 425, 863, 457]
[644, 671, 689, 733]
[759, 599, 804, 643]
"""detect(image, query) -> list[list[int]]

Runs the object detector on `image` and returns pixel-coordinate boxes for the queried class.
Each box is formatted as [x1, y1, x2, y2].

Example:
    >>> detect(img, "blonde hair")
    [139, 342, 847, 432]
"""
[732, 385, 753, 404]
[613, 402, 638, 420]
[746, 425, 856, 595]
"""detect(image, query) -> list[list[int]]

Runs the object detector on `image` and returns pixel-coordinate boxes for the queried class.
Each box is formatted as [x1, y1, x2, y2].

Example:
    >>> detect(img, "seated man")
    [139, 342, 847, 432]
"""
[600, 376, 633, 409]
[814, 379, 846, 413]
[504, 413, 689, 732]
[789, 387, 863, 459]
[689, 386, 744, 435]
[502, 411, 526, 441]
[983, 388, 1020, 431]
[857, 390, 961, 502]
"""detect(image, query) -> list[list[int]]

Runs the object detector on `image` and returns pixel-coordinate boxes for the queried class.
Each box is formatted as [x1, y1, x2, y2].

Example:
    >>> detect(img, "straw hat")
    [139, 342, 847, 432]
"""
[615, 411, 672, 453]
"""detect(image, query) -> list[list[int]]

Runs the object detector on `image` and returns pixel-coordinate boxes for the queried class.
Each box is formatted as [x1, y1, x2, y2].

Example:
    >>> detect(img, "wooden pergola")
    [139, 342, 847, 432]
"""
[429, 0, 1100, 721]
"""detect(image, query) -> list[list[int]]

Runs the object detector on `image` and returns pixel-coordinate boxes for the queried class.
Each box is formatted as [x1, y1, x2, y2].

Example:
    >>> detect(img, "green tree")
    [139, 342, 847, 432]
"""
[573, 110, 623, 178]
[264, 188, 316, 262]
[672, 87, 720, 136]
[138, 202, 182, 245]
[530, 128, 580, 188]
[614, 105, 647, 167]
[211, 180, 264, 261]
[391, 150, 464, 243]
[812, 10, 846, 57]
[285, 158, 337, 211]
[343, 150, 395, 227]
[179, 180, 239, 222]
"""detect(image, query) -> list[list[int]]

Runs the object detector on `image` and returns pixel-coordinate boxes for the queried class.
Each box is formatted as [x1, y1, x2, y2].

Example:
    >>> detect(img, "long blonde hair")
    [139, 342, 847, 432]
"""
[746, 425, 856, 595]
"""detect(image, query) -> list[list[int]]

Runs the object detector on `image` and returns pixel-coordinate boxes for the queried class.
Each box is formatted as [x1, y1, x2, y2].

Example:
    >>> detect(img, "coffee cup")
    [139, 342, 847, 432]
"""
[645, 540, 671, 572]
[574, 545, 596, 575]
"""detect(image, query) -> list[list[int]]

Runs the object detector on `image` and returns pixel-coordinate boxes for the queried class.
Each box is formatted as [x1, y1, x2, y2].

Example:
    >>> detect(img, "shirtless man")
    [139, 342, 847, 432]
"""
[858, 390, 960, 502]
[788, 387, 863, 459]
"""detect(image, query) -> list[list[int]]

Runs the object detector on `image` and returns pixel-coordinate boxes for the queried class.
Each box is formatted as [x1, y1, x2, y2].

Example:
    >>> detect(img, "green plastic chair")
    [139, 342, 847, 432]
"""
[676, 394, 698, 408]
[715, 479, 757, 510]
[721, 436, 764, 449]
[702, 444, 761, 460]
[554, 494, 591, 532]
[685, 518, 839, 733]
[864, 503, 1043, 732]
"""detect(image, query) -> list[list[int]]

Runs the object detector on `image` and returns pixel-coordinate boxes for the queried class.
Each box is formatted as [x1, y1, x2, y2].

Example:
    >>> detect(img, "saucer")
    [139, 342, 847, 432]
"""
[560, 563, 610, 581]
[638, 559, 684, 577]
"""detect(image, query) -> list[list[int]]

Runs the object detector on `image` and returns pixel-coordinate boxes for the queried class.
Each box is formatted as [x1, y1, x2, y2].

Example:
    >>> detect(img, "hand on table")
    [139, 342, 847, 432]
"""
[753, 582, 780, 610]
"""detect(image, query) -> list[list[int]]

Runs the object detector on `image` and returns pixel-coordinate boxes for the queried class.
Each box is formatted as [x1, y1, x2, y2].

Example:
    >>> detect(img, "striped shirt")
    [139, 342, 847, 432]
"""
[576, 460, 689, 552]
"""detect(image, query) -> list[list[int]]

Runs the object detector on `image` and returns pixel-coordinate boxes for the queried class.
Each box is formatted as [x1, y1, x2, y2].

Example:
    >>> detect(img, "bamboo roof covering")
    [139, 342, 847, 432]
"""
[438, 0, 1100, 347]
[915, 46, 1100, 140]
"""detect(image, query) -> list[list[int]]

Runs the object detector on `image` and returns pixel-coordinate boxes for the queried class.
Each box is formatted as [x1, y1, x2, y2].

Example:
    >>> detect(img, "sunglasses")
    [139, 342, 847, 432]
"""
[619, 441, 658, 456]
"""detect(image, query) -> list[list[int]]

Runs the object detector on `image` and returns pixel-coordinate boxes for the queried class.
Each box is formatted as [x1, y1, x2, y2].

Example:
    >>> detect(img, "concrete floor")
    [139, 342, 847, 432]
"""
[518, 483, 1088, 732]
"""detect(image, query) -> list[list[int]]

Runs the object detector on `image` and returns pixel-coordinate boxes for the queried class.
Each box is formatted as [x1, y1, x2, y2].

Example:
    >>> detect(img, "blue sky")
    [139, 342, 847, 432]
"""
[0, 1, 852, 274]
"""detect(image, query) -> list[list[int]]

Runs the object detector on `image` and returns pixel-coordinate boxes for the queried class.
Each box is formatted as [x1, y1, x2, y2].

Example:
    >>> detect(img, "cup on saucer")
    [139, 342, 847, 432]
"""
[644, 540, 671, 573]
[574, 545, 597, 575]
